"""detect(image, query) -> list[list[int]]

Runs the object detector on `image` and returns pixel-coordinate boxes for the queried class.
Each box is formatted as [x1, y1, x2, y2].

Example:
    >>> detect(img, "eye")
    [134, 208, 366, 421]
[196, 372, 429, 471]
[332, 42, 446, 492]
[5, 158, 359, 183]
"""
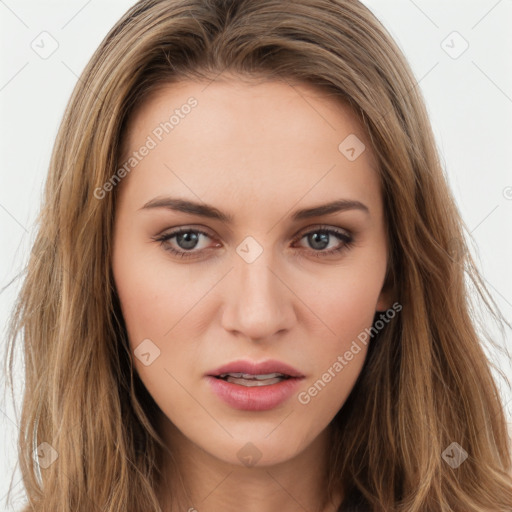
[153, 227, 219, 259]
[153, 224, 354, 259]
[291, 225, 354, 258]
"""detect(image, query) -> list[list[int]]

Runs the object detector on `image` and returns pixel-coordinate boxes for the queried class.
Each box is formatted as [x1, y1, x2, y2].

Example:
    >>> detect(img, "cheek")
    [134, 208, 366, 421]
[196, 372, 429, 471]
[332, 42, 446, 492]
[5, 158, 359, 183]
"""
[292, 279, 378, 422]
[112, 238, 201, 341]
[292, 263, 383, 402]
[112, 244, 202, 407]
[299, 264, 384, 346]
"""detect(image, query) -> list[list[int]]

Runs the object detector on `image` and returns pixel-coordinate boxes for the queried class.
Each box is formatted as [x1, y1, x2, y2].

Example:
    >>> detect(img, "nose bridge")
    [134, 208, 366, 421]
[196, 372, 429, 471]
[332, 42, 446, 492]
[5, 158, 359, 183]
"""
[238, 251, 278, 305]
[221, 237, 294, 339]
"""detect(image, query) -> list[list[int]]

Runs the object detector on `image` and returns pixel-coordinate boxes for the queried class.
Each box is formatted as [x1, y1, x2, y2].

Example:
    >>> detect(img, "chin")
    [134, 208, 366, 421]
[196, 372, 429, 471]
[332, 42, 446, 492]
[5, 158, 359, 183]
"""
[198, 433, 311, 469]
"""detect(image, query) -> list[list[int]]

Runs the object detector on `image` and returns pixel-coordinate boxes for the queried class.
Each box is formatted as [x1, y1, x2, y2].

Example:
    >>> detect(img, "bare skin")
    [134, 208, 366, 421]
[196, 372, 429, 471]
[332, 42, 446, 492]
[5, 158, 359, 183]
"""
[112, 76, 392, 512]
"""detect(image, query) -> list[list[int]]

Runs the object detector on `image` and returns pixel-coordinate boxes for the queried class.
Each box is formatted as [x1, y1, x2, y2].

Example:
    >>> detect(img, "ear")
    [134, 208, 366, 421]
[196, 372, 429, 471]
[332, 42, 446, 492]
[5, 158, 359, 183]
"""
[375, 267, 395, 312]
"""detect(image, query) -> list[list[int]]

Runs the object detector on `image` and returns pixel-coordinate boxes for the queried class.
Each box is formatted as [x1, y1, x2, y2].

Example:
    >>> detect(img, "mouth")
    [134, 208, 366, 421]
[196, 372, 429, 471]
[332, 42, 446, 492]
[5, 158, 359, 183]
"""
[205, 359, 305, 411]
[207, 359, 304, 383]
[213, 372, 293, 387]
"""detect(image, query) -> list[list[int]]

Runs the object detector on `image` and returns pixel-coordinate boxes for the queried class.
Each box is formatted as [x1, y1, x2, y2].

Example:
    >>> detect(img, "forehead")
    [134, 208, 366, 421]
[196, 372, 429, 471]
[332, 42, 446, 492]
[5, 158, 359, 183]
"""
[119, 78, 382, 222]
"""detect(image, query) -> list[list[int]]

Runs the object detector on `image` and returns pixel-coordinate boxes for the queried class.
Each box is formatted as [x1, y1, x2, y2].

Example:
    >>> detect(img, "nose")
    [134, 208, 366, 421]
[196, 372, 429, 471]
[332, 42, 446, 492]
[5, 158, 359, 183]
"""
[220, 250, 296, 341]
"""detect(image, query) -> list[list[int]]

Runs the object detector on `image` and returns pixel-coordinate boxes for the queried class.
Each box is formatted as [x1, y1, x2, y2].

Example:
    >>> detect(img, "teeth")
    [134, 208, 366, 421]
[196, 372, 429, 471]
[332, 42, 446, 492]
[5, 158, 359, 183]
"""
[215, 372, 291, 386]
[225, 376, 284, 387]
[218, 372, 287, 380]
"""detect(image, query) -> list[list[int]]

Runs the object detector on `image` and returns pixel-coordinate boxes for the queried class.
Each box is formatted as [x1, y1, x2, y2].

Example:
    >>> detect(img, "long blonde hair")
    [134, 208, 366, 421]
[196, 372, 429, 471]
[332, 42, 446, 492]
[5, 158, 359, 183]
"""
[4, 0, 512, 510]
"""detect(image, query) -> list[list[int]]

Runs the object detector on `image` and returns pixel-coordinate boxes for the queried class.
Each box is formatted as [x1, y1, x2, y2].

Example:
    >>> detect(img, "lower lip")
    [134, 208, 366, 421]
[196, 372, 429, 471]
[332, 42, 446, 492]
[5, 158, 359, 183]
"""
[205, 376, 304, 411]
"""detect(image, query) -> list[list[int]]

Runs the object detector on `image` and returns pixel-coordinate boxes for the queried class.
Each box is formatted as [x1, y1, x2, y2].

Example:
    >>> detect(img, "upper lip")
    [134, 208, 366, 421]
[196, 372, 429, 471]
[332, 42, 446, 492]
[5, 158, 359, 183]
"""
[207, 359, 305, 378]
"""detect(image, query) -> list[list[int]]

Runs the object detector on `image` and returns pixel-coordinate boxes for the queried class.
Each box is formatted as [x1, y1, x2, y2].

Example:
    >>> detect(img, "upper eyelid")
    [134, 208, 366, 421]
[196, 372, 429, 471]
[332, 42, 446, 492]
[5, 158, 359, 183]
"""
[158, 224, 351, 241]
[293, 224, 351, 239]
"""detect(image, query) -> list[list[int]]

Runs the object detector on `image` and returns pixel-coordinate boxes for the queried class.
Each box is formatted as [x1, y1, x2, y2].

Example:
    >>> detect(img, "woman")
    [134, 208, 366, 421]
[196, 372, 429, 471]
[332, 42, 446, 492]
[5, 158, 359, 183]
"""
[5, 0, 512, 510]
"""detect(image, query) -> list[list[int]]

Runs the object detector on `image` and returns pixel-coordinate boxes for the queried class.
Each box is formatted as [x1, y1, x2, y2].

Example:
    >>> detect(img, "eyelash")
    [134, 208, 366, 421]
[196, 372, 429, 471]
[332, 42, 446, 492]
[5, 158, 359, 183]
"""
[153, 225, 354, 260]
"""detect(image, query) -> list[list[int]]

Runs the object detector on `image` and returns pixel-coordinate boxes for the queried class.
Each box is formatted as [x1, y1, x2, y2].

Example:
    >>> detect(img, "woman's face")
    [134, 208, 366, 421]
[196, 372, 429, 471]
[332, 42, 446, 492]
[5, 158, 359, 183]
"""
[112, 78, 391, 467]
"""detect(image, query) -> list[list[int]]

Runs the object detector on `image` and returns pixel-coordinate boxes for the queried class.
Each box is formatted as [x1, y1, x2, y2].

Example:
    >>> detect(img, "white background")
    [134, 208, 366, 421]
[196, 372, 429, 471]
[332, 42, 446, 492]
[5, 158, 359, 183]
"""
[1, 1, 511, 509]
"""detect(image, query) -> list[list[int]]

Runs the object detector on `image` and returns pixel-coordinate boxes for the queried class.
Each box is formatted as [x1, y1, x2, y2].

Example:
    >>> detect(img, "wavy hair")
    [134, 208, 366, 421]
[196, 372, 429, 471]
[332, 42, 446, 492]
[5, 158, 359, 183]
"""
[4, 0, 512, 510]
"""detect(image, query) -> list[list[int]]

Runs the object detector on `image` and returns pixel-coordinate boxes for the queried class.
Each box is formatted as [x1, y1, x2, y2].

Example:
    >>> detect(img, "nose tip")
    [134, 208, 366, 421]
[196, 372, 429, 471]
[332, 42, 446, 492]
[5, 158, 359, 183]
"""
[220, 257, 296, 341]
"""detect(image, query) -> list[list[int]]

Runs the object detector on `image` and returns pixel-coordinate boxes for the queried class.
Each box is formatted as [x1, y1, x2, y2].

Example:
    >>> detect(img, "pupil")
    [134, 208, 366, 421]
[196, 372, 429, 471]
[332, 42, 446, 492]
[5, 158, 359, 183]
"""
[177, 232, 199, 250]
[309, 232, 329, 250]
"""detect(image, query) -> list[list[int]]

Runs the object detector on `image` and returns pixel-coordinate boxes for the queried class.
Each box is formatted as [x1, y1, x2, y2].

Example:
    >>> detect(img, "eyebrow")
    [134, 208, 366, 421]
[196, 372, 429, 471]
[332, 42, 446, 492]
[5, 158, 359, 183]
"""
[139, 197, 370, 222]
